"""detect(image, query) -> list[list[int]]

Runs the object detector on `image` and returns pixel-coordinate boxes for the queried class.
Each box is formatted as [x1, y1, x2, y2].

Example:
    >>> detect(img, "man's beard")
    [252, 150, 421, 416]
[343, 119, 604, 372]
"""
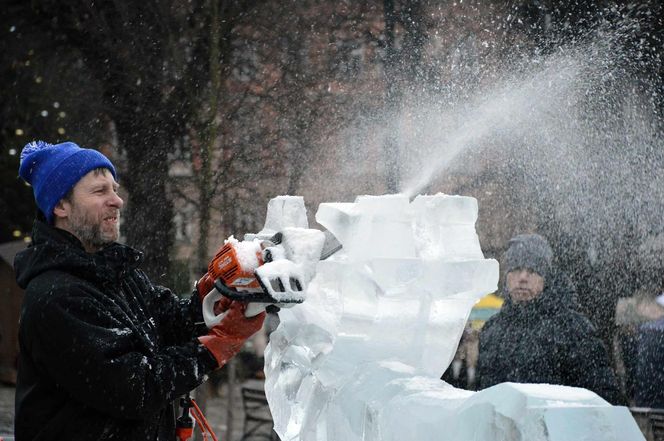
[69, 204, 119, 251]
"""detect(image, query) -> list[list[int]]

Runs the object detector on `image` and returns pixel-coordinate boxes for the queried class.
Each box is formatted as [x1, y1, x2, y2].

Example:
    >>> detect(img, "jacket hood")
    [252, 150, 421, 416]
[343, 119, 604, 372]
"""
[14, 220, 143, 289]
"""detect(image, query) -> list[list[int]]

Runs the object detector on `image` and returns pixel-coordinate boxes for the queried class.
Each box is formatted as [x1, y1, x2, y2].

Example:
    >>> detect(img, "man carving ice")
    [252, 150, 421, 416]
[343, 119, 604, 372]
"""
[477, 233, 624, 405]
[13, 140, 265, 440]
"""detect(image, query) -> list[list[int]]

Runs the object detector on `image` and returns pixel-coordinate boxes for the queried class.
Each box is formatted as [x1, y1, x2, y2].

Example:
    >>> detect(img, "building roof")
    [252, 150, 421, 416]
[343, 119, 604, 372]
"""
[0, 240, 27, 266]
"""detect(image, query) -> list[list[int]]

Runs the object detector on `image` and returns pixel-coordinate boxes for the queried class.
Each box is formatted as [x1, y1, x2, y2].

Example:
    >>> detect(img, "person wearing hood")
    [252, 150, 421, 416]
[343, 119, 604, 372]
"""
[635, 306, 664, 408]
[13, 141, 265, 440]
[476, 234, 623, 405]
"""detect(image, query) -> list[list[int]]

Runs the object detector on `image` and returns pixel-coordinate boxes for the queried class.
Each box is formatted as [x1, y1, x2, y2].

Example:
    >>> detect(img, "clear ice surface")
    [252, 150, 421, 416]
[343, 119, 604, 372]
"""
[263, 194, 644, 441]
[252, 195, 310, 240]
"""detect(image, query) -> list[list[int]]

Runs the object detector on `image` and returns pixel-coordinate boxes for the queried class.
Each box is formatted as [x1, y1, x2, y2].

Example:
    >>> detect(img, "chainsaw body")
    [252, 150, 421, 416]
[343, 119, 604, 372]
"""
[199, 228, 329, 326]
[208, 238, 266, 294]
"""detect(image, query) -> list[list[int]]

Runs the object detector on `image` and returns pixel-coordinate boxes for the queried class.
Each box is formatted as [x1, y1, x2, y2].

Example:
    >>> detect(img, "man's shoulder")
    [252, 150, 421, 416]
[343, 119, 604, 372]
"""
[480, 312, 507, 337]
[26, 267, 87, 290]
[547, 306, 598, 339]
[22, 268, 100, 312]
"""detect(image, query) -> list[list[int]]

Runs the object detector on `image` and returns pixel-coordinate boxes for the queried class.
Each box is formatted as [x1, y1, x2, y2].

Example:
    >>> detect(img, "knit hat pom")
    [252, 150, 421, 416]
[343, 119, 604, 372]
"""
[21, 140, 55, 162]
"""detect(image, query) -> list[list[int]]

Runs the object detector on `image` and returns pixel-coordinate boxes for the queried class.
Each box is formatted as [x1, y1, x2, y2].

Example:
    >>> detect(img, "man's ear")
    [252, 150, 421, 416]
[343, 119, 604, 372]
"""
[52, 199, 70, 221]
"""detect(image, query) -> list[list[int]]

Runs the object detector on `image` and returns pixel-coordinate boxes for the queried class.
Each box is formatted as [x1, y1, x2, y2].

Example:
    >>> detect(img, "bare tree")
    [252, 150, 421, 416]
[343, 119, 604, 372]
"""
[25, 0, 214, 280]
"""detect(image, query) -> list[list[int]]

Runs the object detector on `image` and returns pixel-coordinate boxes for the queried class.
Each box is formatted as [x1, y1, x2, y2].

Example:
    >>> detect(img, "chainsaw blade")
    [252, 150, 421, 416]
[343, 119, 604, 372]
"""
[213, 278, 304, 304]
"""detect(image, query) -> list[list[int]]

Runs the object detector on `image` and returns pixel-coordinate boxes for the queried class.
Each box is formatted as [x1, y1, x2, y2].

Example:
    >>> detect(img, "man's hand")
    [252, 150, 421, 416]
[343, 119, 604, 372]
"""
[198, 301, 265, 368]
[195, 273, 215, 302]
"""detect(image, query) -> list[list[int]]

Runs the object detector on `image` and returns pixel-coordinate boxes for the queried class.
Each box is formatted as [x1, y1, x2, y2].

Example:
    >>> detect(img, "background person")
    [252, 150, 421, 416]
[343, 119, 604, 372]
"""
[477, 234, 623, 405]
[635, 299, 664, 408]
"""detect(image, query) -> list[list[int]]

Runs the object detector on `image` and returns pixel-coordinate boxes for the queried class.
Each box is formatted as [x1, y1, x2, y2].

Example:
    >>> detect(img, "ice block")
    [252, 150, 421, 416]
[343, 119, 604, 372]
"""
[264, 193, 644, 441]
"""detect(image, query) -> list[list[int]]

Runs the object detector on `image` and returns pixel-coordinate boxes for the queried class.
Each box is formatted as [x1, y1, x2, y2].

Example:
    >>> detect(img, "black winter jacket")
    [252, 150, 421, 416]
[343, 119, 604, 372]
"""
[13, 221, 217, 440]
[635, 317, 664, 408]
[477, 284, 623, 405]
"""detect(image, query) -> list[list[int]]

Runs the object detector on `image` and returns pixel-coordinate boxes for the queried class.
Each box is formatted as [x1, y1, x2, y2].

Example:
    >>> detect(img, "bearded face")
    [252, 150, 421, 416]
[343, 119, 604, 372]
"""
[53, 169, 123, 253]
[67, 196, 121, 250]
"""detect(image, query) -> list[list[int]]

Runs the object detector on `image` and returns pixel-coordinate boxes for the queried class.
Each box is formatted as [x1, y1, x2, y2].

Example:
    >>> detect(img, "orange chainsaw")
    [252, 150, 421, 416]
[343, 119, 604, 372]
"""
[198, 229, 340, 325]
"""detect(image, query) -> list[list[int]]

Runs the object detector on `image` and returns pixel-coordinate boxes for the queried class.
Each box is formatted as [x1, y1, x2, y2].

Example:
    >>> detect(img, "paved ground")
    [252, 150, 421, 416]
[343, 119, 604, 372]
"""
[0, 379, 273, 441]
[0, 384, 14, 440]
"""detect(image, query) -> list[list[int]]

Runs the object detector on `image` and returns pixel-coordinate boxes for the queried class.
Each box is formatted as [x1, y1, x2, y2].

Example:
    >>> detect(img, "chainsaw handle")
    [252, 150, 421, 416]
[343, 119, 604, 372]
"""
[202, 289, 224, 328]
[202, 288, 267, 328]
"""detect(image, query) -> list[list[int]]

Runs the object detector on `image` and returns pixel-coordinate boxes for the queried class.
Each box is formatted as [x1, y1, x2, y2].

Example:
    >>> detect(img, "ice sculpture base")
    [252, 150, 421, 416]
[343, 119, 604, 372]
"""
[359, 366, 643, 441]
[266, 322, 644, 441]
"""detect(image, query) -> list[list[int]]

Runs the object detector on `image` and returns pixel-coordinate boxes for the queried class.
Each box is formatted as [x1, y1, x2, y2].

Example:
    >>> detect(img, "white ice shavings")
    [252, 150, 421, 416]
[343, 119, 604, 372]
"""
[192, 359, 199, 381]
[109, 327, 132, 336]
[140, 356, 152, 371]
[254, 227, 326, 302]
[225, 235, 262, 272]
[280, 227, 326, 282]
[255, 260, 306, 302]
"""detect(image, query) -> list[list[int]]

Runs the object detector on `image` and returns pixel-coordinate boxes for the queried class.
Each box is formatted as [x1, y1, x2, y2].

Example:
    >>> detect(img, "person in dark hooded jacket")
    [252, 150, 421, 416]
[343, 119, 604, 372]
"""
[635, 315, 664, 408]
[477, 234, 623, 405]
[13, 141, 266, 440]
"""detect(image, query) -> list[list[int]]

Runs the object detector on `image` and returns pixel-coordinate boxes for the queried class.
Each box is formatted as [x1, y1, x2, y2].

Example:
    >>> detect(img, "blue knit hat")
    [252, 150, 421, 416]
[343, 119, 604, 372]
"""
[18, 141, 117, 224]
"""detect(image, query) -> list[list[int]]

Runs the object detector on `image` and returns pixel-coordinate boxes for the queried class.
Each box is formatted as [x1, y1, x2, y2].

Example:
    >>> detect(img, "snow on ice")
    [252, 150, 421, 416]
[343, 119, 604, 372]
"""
[224, 235, 262, 272]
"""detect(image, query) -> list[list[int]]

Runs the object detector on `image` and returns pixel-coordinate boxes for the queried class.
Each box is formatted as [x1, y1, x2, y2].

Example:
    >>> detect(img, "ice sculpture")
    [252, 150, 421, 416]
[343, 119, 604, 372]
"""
[264, 194, 644, 441]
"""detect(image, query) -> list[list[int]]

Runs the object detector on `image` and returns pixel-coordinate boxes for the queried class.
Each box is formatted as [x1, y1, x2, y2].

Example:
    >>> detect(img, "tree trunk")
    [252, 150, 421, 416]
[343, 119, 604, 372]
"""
[117, 120, 174, 282]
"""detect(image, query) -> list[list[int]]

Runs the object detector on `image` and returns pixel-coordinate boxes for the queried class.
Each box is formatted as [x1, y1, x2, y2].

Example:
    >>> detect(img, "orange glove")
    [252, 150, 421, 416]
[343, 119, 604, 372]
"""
[198, 301, 266, 368]
[196, 274, 232, 317]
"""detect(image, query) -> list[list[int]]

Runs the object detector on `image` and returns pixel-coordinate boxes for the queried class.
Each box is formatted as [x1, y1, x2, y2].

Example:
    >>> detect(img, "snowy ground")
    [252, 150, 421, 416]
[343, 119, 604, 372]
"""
[0, 380, 272, 441]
